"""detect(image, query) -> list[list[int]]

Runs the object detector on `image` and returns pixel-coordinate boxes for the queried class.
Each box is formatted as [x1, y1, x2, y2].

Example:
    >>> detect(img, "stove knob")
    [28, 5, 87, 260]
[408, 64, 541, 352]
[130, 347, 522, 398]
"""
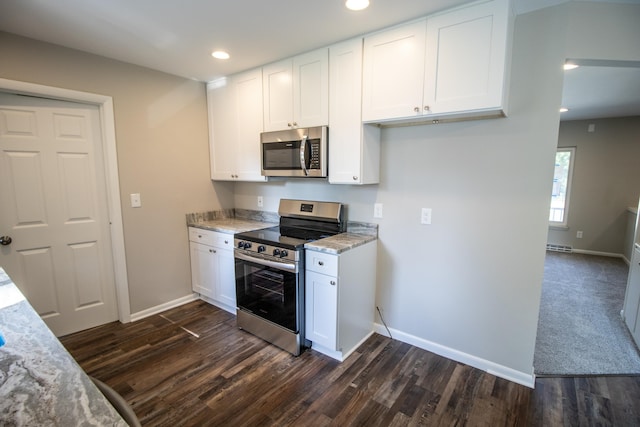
[237, 241, 245, 249]
[245, 242, 252, 249]
[280, 250, 288, 258]
[257, 245, 266, 253]
[273, 248, 281, 256]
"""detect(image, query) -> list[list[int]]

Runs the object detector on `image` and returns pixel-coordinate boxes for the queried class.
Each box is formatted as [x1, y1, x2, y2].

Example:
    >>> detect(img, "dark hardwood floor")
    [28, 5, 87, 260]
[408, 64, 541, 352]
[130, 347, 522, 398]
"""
[60, 301, 640, 426]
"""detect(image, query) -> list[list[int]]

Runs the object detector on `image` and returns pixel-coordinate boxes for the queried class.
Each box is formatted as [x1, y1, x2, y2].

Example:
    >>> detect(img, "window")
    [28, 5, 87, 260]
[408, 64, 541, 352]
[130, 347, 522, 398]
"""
[549, 147, 575, 226]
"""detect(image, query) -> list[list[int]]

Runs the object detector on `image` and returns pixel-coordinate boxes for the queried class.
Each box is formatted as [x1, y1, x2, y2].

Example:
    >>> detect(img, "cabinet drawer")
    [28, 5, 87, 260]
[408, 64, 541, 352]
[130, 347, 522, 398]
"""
[306, 251, 338, 276]
[212, 233, 233, 249]
[188, 227, 232, 248]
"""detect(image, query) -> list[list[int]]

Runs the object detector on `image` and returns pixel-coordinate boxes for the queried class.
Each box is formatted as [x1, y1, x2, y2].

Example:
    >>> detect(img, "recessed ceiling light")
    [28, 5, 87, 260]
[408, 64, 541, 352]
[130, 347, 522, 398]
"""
[563, 63, 579, 71]
[345, 0, 369, 11]
[211, 51, 230, 60]
[559, 107, 569, 113]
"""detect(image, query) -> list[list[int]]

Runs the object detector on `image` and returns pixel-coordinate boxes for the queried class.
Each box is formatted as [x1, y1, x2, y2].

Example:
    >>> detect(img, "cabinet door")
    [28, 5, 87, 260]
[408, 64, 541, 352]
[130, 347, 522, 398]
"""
[208, 69, 266, 181]
[423, 0, 509, 114]
[215, 247, 236, 310]
[208, 79, 237, 180]
[190, 242, 216, 299]
[234, 69, 266, 181]
[362, 20, 427, 122]
[306, 271, 338, 349]
[330, 39, 362, 184]
[263, 59, 293, 132]
[293, 48, 328, 128]
[329, 39, 381, 185]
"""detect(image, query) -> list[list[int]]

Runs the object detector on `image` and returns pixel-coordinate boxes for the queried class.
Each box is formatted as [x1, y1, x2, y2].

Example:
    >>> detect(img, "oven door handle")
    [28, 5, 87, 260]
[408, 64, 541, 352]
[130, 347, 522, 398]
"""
[235, 251, 298, 272]
[299, 134, 309, 176]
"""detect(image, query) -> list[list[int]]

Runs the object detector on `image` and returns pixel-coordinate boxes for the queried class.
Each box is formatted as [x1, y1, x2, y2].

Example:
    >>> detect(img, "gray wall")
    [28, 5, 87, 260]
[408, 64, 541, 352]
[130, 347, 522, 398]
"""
[0, 31, 234, 313]
[548, 116, 640, 254]
[234, 2, 640, 378]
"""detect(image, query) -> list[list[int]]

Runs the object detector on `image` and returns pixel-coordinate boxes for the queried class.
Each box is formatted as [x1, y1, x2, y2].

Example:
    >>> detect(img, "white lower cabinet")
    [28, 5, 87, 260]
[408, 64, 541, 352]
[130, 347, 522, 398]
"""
[305, 240, 377, 361]
[188, 227, 236, 313]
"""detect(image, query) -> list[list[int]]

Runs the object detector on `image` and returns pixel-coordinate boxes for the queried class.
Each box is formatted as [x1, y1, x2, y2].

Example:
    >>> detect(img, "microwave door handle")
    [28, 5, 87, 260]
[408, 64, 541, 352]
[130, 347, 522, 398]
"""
[299, 134, 309, 176]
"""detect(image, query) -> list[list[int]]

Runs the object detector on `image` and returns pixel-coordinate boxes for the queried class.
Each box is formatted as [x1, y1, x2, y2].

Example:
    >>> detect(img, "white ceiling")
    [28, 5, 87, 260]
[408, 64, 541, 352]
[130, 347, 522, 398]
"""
[1, 0, 639, 121]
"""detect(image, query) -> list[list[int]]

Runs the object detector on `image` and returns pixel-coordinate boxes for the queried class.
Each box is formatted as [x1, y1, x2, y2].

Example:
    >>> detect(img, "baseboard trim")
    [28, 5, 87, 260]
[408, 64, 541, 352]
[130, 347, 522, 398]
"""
[571, 249, 624, 259]
[373, 323, 536, 389]
[130, 294, 199, 322]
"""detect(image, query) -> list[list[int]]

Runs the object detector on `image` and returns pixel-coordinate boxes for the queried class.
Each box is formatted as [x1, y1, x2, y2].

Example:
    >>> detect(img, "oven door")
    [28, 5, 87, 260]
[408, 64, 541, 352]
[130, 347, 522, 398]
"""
[234, 251, 300, 332]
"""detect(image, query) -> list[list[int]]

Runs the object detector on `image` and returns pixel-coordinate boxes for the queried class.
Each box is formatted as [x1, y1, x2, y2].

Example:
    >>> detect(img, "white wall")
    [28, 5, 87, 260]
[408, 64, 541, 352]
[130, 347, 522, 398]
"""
[234, 2, 640, 383]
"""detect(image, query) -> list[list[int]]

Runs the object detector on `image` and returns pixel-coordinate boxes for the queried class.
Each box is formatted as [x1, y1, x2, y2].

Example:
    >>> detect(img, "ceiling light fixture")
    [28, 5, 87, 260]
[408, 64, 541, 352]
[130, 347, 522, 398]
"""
[563, 63, 579, 71]
[211, 50, 230, 60]
[559, 107, 569, 113]
[345, 0, 369, 11]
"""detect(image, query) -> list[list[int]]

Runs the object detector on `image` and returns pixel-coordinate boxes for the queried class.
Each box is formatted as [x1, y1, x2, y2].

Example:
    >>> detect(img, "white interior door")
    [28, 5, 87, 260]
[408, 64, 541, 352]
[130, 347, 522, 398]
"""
[0, 92, 118, 336]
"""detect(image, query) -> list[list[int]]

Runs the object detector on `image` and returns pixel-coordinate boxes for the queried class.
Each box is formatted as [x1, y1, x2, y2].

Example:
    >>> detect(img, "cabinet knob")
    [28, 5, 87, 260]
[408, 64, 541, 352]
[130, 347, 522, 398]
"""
[414, 106, 420, 113]
[224, 240, 229, 244]
[318, 261, 324, 266]
[287, 122, 292, 127]
[424, 105, 430, 112]
[353, 176, 358, 181]
[330, 280, 336, 286]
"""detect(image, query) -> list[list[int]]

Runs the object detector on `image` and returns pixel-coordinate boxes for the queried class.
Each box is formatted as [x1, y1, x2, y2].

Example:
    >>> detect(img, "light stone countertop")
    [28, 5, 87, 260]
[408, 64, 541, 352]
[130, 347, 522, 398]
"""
[186, 210, 378, 254]
[188, 218, 276, 234]
[305, 232, 377, 255]
[0, 268, 127, 426]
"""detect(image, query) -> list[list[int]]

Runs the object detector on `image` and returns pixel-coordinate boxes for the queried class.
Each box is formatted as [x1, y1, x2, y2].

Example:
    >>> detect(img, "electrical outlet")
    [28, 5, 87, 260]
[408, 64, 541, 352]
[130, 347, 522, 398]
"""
[257, 196, 263, 208]
[373, 203, 383, 218]
[577, 230, 583, 238]
[421, 208, 432, 225]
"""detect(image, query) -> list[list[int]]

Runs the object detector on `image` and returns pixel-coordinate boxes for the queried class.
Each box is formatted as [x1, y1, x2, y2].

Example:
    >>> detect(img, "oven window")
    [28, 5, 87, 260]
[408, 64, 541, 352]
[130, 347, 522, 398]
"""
[235, 258, 298, 332]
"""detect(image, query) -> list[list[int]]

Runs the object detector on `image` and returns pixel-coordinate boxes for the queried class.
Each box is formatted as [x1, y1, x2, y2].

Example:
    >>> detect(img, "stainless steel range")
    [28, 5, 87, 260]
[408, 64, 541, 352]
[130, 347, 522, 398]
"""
[234, 199, 345, 355]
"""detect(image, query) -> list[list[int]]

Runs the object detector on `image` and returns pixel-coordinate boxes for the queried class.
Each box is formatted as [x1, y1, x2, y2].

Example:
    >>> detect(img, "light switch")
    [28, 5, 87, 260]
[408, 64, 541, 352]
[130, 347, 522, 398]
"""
[421, 208, 432, 225]
[130, 193, 142, 208]
[374, 203, 383, 219]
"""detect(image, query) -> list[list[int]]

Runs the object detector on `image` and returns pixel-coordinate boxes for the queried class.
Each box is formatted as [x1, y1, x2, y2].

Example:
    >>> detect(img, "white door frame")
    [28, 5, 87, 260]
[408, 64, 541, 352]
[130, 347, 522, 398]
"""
[0, 78, 131, 323]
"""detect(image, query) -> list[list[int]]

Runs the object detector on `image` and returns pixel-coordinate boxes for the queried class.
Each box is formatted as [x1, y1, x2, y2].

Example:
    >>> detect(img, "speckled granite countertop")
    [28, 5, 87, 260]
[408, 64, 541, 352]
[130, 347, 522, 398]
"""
[186, 209, 277, 234]
[0, 268, 127, 426]
[305, 232, 377, 254]
[186, 209, 378, 254]
[188, 218, 277, 234]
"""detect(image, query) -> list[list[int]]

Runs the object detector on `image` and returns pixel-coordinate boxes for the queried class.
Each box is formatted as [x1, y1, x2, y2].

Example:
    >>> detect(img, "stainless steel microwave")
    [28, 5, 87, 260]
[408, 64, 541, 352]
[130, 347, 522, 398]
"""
[261, 126, 328, 178]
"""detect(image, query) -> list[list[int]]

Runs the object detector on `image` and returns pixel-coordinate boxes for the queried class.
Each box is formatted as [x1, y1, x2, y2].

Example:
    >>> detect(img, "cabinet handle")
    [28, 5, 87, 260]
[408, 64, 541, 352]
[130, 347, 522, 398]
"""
[330, 280, 336, 286]
[318, 261, 324, 266]
[198, 235, 202, 238]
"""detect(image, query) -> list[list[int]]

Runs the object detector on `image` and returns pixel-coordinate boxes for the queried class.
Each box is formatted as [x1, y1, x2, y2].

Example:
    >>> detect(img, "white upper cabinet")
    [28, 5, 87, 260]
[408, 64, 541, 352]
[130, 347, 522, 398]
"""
[263, 48, 329, 132]
[329, 38, 380, 185]
[362, 20, 427, 122]
[208, 68, 266, 181]
[362, 0, 511, 124]
[423, 0, 510, 115]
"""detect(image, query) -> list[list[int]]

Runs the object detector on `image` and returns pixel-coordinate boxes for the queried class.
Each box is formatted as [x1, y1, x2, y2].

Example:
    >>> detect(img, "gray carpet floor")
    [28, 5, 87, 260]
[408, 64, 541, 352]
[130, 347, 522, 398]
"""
[534, 251, 640, 376]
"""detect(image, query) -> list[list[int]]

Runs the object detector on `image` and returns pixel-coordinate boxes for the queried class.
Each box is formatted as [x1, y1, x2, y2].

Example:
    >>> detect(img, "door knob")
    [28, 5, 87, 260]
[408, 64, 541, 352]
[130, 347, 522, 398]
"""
[0, 236, 12, 246]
